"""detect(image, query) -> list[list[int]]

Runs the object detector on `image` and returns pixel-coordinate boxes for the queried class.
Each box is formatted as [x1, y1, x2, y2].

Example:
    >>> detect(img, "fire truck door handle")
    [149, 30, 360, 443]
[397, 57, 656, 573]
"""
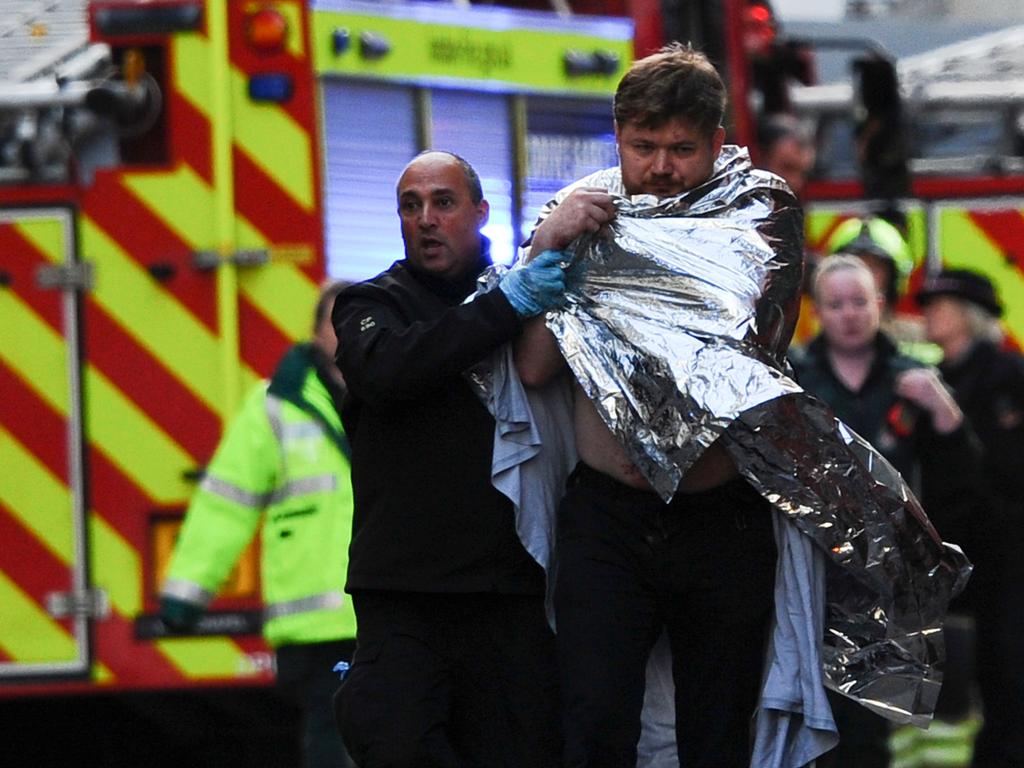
[36, 262, 94, 291]
[192, 249, 270, 270]
[231, 249, 270, 267]
[192, 250, 220, 271]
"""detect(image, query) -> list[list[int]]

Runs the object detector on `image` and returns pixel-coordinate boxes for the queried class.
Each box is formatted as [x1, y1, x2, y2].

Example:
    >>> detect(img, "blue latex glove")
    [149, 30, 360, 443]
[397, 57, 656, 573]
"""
[159, 595, 204, 633]
[498, 249, 569, 318]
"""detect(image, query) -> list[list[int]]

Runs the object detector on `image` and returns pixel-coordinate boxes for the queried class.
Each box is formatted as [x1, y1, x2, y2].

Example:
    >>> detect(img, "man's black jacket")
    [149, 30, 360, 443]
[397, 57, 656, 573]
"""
[332, 252, 544, 595]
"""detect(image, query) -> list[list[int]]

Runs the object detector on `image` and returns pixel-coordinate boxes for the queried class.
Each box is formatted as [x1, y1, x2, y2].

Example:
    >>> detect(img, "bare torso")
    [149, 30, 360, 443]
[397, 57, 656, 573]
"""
[573, 382, 739, 493]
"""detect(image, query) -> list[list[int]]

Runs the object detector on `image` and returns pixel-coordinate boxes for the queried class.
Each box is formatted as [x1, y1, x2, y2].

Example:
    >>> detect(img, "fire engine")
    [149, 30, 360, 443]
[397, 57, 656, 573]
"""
[4, 0, 1022, 756]
[0, 0, 631, 728]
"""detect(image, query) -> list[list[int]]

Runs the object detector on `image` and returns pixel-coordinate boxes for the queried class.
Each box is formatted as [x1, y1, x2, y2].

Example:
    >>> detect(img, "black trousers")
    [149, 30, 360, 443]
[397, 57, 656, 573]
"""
[815, 691, 889, 768]
[334, 591, 560, 768]
[970, 544, 1024, 768]
[555, 464, 777, 768]
[276, 639, 357, 768]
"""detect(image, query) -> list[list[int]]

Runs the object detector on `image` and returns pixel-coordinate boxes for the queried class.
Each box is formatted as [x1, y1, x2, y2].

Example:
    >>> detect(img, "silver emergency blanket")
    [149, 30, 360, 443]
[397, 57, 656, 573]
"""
[521, 146, 971, 726]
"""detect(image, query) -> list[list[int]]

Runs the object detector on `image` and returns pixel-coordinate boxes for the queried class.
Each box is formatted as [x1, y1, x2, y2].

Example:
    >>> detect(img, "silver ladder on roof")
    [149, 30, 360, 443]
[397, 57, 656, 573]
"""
[0, 0, 91, 85]
[897, 24, 1024, 106]
[791, 23, 1024, 112]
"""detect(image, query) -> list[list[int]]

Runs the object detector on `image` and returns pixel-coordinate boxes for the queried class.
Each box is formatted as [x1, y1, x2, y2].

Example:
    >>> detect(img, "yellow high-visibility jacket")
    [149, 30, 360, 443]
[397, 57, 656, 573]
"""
[162, 344, 356, 647]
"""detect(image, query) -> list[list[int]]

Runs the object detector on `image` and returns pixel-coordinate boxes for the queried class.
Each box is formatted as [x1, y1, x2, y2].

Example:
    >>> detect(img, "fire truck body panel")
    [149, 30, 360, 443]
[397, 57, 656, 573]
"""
[2, 206, 90, 682]
[0, 0, 633, 697]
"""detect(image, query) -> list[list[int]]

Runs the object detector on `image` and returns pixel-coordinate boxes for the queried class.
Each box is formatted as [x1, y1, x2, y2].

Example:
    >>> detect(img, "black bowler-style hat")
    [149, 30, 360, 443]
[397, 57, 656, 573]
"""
[915, 268, 1003, 317]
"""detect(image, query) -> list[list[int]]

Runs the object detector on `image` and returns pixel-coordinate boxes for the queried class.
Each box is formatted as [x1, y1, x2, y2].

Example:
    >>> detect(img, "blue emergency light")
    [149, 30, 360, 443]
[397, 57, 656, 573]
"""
[248, 73, 294, 103]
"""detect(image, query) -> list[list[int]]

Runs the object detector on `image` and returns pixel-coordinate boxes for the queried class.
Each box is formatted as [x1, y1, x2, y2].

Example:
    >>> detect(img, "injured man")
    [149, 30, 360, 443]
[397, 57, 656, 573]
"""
[467, 140, 970, 768]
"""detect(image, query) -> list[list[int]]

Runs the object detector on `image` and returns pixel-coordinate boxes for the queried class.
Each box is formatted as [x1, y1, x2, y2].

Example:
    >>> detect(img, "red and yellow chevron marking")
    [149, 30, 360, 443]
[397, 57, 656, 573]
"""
[2, 213, 103, 677]
[0, 213, 262, 688]
[1, 0, 328, 692]
[937, 206, 1024, 348]
[170, 2, 323, 366]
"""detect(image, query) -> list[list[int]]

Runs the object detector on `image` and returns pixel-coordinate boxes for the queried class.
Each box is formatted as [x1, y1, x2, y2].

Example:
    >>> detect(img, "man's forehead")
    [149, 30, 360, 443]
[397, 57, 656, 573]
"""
[620, 117, 709, 142]
[398, 159, 467, 196]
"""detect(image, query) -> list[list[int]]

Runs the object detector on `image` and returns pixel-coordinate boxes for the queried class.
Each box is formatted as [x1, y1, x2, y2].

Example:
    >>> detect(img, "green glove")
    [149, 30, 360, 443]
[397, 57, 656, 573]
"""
[159, 596, 204, 632]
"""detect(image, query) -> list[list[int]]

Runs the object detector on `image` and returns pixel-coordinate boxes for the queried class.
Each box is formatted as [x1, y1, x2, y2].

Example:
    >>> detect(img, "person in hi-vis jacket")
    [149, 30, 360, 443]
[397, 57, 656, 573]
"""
[160, 280, 356, 768]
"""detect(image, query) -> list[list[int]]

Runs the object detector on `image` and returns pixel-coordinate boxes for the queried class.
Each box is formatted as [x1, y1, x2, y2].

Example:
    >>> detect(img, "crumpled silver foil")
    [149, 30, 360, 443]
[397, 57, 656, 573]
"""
[520, 145, 971, 726]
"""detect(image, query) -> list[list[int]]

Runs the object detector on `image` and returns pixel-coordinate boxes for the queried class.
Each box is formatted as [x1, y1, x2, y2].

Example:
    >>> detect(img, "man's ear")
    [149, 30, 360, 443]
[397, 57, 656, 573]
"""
[477, 199, 490, 228]
[712, 125, 726, 156]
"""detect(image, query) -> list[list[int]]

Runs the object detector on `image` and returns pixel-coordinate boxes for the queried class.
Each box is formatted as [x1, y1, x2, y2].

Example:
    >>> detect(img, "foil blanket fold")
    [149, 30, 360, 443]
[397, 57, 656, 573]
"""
[510, 146, 971, 726]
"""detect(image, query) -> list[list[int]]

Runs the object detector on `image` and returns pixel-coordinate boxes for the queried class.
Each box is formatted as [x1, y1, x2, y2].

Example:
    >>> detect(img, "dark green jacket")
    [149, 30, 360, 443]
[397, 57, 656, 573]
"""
[791, 333, 979, 539]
